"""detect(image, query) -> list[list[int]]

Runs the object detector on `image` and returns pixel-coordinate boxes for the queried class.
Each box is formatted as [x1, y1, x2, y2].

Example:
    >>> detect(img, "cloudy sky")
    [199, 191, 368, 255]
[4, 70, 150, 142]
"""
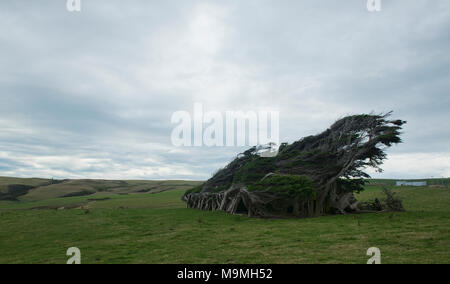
[0, 0, 449, 180]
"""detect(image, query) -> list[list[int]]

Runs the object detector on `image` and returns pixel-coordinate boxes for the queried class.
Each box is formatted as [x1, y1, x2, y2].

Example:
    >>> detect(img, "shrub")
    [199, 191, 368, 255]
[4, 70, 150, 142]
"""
[382, 187, 405, 212]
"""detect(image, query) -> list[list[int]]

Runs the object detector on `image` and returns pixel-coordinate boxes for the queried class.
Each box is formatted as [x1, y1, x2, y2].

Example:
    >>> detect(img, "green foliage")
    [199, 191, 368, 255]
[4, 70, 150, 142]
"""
[185, 182, 230, 195]
[185, 184, 204, 195]
[377, 132, 402, 146]
[382, 187, 405, 212]
[337, 178, 366, 194]
[199, 113, 407, 199]
[248, 175, 316, 198]
[232, 156, 277, 184]
[210, 184, 231, 193]
[278, 142, 289, 152]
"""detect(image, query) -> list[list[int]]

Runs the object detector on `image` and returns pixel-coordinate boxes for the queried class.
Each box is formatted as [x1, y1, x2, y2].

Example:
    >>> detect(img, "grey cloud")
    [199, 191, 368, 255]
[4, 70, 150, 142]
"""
[0, 0, 449, 180]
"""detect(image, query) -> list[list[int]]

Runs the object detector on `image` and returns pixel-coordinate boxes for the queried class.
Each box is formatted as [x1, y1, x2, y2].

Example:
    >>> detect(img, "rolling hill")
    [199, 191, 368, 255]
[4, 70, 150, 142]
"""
[0, 177, 202, 202]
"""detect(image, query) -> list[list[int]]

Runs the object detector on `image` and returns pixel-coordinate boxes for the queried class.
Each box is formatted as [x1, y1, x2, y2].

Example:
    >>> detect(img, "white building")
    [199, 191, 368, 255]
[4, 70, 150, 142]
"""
[396, 181, 427, 187]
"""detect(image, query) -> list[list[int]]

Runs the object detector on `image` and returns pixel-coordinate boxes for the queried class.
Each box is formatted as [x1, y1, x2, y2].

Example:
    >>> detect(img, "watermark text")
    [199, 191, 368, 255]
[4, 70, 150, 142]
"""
[171, 103, 279, 147]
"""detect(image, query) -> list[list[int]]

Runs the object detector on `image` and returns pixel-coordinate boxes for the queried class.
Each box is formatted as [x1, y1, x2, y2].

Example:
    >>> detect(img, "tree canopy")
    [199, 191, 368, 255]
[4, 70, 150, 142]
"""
[183, 113, 406, 218]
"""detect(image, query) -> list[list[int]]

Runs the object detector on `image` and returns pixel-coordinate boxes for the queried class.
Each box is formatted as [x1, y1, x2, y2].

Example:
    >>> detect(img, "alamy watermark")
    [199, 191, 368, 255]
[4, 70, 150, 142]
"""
[367, 0, 381, 12]
[66, 247, 81, 264]
[171, 103, 279, 148]
[367, 247, 381, 264]
[66, 1, 380, 13]
[64, 245, 378, 264]
[67, 0, 81, 12]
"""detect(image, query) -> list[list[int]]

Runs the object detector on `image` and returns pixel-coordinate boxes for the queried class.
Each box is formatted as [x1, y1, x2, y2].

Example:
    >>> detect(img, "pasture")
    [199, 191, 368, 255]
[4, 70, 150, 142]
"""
[0, 178, 448, 264]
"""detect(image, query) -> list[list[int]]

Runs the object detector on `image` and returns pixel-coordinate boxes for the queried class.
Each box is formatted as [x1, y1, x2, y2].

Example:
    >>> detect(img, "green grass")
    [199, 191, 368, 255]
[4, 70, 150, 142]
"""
[0, 177, 202, 201]
[0, 177, 51, 194]
[0, 185, 449, 264]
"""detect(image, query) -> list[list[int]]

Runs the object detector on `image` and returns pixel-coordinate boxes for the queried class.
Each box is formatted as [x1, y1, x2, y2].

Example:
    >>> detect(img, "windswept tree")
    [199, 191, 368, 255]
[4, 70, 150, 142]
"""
[183, 112, 406, 218]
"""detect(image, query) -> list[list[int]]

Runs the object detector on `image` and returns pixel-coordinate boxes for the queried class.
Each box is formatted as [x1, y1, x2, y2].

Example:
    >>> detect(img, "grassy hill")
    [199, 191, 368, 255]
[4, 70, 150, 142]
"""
[0, 177, 202, 202]
[0, 179, 449, 264]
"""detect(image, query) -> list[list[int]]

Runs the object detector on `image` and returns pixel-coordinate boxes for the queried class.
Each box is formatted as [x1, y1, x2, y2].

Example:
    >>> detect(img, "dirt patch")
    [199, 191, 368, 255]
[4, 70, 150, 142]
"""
[30, 203, 87, 210]
[86, 197, 111, 202]
[62, 190, 95, 198]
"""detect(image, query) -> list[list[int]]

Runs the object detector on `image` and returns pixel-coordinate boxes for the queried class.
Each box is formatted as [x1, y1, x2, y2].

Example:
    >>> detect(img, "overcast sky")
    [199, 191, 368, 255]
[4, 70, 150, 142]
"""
[0, 0, 449, 180]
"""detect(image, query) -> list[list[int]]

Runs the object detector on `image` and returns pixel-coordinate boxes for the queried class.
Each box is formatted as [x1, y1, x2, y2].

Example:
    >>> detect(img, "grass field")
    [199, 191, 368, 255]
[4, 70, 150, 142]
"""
[0, 177, 202, 201]
[0, 179, 449, 264]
